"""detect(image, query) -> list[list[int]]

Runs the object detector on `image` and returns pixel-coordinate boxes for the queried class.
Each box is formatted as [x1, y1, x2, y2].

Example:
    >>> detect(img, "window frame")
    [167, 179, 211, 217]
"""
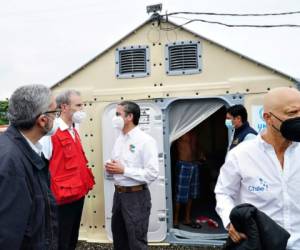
[164, 40, 202, 76]
[115, 45, 150, 79]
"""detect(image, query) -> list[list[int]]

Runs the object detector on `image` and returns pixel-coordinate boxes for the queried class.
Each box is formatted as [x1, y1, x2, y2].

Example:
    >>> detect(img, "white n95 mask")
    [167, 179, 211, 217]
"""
[72, 111, 86, 124]
[112, 116, 124, 130]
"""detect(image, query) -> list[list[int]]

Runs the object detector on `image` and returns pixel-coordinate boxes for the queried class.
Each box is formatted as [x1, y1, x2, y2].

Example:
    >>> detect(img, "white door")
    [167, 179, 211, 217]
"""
[102, 102, 167, 242]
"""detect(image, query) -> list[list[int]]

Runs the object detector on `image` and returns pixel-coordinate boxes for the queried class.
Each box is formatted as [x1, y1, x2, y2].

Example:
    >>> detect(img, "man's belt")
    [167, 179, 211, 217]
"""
[115, 184, 147, 193]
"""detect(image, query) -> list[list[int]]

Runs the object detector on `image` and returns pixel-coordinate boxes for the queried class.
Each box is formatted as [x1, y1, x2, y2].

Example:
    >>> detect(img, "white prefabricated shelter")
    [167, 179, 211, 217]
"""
[51, 17, 299, 247]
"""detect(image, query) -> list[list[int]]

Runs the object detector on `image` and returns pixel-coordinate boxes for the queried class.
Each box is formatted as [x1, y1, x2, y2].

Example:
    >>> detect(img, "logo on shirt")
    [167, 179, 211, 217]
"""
[129, 144, 136, 153]
[248, 178, 269, 192]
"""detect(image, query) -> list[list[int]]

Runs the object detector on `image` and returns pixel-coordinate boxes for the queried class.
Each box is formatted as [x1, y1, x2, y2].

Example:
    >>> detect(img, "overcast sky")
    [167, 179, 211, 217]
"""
[1, 0, 300, 99]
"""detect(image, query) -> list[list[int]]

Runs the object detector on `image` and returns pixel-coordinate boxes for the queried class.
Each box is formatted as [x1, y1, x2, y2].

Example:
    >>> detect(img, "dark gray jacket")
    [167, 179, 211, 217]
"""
[224, 203, 290, 250]
[0, 126, 58, 250]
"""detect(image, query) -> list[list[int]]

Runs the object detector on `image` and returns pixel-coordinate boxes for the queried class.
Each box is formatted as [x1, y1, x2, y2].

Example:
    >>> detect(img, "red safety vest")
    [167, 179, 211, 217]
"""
[49, 128, 95, 205]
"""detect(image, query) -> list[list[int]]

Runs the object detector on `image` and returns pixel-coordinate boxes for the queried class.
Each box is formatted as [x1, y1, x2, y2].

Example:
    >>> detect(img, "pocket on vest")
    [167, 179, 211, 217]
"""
[61, 139, 76, 159]
[52, 172, 84, 202]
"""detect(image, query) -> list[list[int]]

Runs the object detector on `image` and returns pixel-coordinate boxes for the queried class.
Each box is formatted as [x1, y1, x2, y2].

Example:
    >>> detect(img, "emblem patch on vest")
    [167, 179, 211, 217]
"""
[232, 138, 239, 145]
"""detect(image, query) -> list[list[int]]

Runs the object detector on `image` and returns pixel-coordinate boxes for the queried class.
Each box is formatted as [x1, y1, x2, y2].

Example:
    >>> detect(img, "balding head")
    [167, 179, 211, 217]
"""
[263, 87, 300, 140]
[263, 87, 300, 114]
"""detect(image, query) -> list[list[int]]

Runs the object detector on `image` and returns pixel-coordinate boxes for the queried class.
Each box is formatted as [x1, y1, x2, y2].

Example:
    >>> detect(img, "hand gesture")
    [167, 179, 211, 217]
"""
[105, 160, 124, 174]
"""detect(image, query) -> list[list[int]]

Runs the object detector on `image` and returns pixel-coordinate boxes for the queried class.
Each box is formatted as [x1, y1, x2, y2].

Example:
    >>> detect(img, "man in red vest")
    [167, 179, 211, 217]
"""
[41, 89, 95, 250]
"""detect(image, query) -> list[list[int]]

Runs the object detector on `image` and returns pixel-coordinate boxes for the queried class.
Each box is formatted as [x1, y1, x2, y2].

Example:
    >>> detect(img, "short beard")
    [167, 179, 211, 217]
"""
[43, 120, 51, 135]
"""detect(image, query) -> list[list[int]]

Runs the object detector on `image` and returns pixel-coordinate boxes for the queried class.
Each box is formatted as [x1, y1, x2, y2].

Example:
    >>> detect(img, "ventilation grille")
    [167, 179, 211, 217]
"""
[169, 45, 198, 70]
[165, 41, 202, 75]
[116, 46, 150, 78]
[119, 49, 146, 74]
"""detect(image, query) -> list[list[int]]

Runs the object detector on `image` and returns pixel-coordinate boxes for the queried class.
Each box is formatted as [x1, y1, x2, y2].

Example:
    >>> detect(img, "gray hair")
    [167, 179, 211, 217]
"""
[7, 84, 52, 130]
[56, 89, 81, 108]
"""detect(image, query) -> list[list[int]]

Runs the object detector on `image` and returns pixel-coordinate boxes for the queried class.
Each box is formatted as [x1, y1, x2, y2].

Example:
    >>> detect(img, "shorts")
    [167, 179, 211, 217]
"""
[176, 161, 200, 203]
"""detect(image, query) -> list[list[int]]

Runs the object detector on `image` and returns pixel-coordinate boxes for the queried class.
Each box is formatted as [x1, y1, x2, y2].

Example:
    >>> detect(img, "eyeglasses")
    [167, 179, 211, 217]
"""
[43, 109, 61, 118]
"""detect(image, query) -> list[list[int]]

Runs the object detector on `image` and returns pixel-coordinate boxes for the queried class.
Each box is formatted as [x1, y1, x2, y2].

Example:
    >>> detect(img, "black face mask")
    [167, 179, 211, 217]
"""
[270, 112, 300, 142]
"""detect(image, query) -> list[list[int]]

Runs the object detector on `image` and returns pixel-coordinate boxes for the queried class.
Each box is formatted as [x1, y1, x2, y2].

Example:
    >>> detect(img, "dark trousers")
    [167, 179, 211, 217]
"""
[112, 188, 151, 250]
[58, 197, 84, 250]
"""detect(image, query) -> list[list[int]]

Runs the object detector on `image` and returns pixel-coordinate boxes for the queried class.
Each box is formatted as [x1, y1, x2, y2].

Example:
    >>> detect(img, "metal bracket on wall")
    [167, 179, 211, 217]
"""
[151, 98, 177, 109]
[220, 93, 245, 106]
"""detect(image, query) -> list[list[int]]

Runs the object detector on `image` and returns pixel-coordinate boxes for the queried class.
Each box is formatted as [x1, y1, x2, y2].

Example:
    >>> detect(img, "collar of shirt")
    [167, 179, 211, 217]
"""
[258, 134, 298, 152]
[21, 132, 43, 156]
[57, 117, 72, 131]
[57, 117, 76, 139]
[122, 126, 139, 139]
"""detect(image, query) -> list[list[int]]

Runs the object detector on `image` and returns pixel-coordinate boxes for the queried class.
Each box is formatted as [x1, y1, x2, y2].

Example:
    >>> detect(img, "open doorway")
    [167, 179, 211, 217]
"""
[169, 99, 228, 235]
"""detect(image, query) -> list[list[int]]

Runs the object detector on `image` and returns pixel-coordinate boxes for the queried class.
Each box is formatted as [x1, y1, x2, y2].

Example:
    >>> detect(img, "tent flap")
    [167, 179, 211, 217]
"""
[169, 99, 224, 143]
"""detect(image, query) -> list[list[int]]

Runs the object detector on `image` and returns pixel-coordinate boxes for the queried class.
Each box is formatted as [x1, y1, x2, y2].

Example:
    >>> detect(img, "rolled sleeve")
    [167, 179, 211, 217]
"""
[214, 152, 241, 229]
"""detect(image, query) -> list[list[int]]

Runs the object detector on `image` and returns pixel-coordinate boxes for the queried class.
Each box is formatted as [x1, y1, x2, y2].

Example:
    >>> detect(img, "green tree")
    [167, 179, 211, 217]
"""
[0, 100, 8, 125]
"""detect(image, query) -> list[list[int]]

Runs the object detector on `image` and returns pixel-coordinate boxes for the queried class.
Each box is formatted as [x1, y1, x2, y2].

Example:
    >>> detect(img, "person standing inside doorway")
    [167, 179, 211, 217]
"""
[173, 129, 206, 228]
[226, 104, 257, 150]
[41, 89, 95, 250]
[105, 101, 159, 250]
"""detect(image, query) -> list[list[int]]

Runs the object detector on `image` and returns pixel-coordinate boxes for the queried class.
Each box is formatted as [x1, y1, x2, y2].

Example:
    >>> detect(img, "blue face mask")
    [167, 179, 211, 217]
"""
[225, 119, 233, 130]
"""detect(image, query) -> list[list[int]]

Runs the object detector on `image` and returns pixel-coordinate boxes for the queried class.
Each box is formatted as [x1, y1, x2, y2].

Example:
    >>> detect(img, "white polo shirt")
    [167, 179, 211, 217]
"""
[215, 135, 300, 250]
[111, 126, 159, 186]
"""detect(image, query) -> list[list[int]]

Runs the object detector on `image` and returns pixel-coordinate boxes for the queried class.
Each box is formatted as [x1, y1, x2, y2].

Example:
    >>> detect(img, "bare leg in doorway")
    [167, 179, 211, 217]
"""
[173, 129, 205, 228]
[185, 199, 192, 224]
[173, 203, 180, 227]
[174, 200, 192, 227]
